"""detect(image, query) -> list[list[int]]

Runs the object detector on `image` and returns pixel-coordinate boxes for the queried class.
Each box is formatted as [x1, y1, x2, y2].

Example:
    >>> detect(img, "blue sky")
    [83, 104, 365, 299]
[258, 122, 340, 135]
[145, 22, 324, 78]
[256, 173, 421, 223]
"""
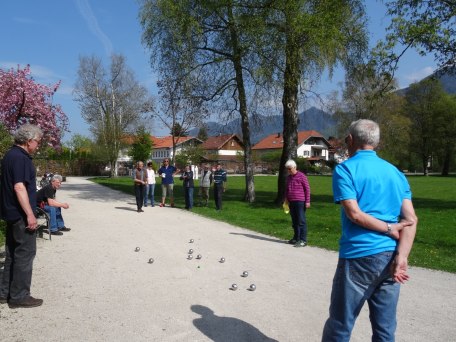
[1, 1, 437, 142]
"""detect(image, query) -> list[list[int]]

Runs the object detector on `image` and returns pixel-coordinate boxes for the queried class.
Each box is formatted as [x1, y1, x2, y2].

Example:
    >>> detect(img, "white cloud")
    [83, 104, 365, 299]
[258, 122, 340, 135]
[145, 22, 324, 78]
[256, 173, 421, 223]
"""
[0, 61, 71, 95]
[402, 66, 435, 85]
[75, 0, 113, 56]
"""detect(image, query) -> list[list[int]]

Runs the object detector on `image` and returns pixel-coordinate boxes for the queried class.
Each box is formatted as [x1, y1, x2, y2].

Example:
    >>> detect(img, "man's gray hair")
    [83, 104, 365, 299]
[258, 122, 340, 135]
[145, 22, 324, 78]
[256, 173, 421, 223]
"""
[349, 119, 380, 148]
[285, 159, 297, 169]
[14, 124, 43, 145]
[51, 174, 63, 182]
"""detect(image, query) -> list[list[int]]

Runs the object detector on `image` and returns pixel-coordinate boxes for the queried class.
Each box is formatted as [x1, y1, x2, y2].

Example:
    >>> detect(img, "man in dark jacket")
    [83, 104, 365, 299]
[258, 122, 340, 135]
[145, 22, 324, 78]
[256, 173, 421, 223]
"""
[0, 124, 43, 308]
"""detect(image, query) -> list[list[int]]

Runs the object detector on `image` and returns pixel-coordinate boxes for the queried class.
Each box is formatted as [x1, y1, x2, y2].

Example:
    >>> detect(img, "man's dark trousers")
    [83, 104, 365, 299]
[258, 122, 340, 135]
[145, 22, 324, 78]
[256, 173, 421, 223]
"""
[214, 184, 223, 210]
[0, 218, 37, 301]
[134, 184, 145, 210]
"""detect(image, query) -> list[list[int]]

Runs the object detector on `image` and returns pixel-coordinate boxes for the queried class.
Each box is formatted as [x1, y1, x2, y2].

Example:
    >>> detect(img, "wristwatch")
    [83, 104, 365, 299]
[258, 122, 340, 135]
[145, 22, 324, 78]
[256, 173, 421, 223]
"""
[386, 223, 393, 235]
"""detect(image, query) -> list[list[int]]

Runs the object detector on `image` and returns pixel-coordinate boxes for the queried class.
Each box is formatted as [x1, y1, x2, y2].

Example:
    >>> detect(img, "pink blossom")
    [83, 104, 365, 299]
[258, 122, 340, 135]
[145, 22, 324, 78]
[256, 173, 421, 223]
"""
[0, 64, 69, 148]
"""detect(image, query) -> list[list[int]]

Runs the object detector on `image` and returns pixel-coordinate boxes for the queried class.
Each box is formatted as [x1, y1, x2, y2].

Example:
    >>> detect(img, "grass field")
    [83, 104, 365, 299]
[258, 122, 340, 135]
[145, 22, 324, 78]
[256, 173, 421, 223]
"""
[1, 175, 454, 273]
[90, 175, 456, 273]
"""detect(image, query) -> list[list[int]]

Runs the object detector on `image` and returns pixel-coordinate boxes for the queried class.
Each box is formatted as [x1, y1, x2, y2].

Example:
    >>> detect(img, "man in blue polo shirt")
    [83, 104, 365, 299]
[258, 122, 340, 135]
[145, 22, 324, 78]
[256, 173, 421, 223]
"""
[322, 119, 417, 341]
[0, 124, 44, 308]
[158, 158, 179, 207]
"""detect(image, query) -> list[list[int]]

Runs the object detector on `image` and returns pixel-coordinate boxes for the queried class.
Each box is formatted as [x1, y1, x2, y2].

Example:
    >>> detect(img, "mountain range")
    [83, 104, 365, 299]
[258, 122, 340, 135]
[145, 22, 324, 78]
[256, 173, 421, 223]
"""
[191, 71, 455, 144]
[191, 106, 337, 144]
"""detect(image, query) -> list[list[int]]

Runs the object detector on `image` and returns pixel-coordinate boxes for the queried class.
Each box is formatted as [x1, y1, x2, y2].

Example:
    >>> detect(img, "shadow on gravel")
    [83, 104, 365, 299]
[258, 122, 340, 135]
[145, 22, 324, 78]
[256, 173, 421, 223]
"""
[115, 207, 138, 212]
[192, 305, 278, 342]
[229, 232, 285, 244]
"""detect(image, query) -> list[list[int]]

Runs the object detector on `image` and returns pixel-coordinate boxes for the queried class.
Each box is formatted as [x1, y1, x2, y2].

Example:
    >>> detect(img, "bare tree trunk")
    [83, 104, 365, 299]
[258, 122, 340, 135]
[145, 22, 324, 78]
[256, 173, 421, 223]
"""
[275, 27, 300, 205]
[228, 5, 255, 203]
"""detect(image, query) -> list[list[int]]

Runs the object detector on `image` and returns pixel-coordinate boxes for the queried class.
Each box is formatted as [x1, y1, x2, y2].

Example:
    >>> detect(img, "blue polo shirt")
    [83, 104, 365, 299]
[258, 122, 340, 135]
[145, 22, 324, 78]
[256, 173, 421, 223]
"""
[158, 165, 177, 185]
[1, 145, 37, 221]
[333, 150, 412, 258]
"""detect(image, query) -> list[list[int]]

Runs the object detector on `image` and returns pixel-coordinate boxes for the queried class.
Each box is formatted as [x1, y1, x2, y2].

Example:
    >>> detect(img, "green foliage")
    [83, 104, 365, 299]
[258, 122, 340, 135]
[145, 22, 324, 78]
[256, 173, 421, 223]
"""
[0, 123, 13, 160]
[385, 0, 456, 72]
[170, 122, 188, 137]
[91, 174, 456, 273]
[174, 143, 205, 168]
[129, 126, 153, 163]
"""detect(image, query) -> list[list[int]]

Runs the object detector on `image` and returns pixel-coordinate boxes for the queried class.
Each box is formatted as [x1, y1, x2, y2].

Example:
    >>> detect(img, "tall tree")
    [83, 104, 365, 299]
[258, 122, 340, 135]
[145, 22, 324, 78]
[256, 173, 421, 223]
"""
[0, 64, 68, 148]
[140, 0, 260, 203]
[432, 93, 456, 176]
[155, 72, 208, 163]
[255, 1, 368, 203]
[74, 54, 153, 177]
[129, 126, 153, 163]
[383, 0, 456, 74]
[404, 78, 448, 175]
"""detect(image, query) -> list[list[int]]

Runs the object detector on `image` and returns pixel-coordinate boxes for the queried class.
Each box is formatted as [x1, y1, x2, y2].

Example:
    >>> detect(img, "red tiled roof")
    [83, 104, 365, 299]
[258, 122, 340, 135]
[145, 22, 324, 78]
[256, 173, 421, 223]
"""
[151, 136, 197, 149]
[252, 130, 324, 150]
[200, 134, 241, 150]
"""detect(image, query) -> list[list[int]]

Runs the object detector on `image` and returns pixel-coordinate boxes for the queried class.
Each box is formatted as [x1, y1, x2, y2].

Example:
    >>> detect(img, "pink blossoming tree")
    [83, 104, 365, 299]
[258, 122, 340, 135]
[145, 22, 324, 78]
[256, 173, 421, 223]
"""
[0, 64, 69, 148]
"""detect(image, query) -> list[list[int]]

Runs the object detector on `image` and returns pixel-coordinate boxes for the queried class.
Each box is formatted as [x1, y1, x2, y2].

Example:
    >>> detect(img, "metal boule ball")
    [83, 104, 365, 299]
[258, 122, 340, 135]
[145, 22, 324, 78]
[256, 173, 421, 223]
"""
[249, 284, 256, 291]
[148, 258, 154, 264]
[231, 284, 238, 291]
[188, 249, 194, 254]
[135, 247, 140, 252]
[220, 257, 225, 263]
[189, 239, 194, 243]
[187, 254, 193, 260]
[196, 254, 202, 259]
[242, 271, 249, 277]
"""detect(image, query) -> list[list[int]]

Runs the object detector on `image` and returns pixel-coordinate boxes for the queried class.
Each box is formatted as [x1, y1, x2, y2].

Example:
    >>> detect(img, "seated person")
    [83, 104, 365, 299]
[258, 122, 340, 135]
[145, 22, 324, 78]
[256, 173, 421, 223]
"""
[36, 174, 70, 236]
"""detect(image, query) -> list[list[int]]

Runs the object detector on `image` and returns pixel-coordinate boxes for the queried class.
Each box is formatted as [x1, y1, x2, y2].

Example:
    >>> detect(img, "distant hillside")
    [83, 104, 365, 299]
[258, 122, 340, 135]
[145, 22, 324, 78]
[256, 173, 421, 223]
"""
[397, 70, 456, 95]
[191, 106, 336, 144]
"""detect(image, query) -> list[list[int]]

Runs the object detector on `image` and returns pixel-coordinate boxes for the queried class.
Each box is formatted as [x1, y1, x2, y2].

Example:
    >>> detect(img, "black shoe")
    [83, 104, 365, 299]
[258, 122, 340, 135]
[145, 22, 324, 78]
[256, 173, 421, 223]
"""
[59, 227, 71, 232]
[288, 239, 297, 245]
[0, 295, 7, 304]
[144, 205, 148, 207]
[51, 231, 63, 236]
[8, 296, 43, 308]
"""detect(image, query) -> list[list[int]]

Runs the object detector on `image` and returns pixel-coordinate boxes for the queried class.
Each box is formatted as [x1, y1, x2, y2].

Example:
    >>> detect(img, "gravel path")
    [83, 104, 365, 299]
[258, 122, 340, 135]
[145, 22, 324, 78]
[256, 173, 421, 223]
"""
[1, 177, 455, 341]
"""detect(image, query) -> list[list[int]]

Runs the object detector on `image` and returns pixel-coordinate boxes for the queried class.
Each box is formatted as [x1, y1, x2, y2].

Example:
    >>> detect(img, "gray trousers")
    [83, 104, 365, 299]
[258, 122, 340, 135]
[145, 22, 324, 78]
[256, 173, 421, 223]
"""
[0, 217, 37, 301]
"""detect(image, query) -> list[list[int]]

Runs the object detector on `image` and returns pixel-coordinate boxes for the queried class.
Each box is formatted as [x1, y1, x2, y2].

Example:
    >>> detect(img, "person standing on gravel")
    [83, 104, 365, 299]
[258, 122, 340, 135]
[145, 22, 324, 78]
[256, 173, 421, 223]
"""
[133, 161, 146, 213]
[0, 124, 44, 308]
[198, 164, 212, 207]
[283, 159, 311, 248]
[322, 119, 417, 341]
[212, 163, 227, 211]
[158, 158, 179, 207]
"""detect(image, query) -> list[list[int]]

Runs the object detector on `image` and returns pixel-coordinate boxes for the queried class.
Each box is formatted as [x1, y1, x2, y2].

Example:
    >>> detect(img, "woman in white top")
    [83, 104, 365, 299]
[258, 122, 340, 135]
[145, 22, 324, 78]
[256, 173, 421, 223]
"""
[144, 162, 156, 207]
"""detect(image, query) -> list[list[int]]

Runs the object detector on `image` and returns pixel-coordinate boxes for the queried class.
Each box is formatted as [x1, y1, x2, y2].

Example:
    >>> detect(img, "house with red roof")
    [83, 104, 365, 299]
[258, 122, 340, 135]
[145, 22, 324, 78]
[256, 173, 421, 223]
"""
[114, 135, 202, 176]
[150, 135, 203, 165]
[200, 134, 244, 173]
[252, 130, 331, 161]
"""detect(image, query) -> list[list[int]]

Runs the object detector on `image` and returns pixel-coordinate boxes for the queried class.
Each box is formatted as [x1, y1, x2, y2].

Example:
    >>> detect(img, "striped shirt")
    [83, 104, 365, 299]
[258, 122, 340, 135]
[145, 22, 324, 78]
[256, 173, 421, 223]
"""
[285, 171, 311, 203]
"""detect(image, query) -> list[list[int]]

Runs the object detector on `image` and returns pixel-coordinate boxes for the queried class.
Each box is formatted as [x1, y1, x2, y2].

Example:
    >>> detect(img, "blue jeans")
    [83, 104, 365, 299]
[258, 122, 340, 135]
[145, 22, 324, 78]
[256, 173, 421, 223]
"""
[322, 251, 400, 342]
[44, 205, 65, 232]
[144, 184, 155, 206]
[289, 201, 307, 242]
[184, 187, 194, 209]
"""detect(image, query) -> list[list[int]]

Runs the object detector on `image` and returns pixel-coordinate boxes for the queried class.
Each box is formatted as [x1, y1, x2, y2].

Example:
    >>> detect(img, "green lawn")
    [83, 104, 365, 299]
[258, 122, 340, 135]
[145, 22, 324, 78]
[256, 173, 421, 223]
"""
[1, 175, 454, 273]
[90, 175, 456, 273]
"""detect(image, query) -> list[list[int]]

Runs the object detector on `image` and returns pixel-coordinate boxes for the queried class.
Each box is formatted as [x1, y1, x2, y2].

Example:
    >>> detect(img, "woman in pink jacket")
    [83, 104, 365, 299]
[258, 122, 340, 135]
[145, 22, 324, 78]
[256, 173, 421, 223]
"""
[284, 159, 311, 247]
